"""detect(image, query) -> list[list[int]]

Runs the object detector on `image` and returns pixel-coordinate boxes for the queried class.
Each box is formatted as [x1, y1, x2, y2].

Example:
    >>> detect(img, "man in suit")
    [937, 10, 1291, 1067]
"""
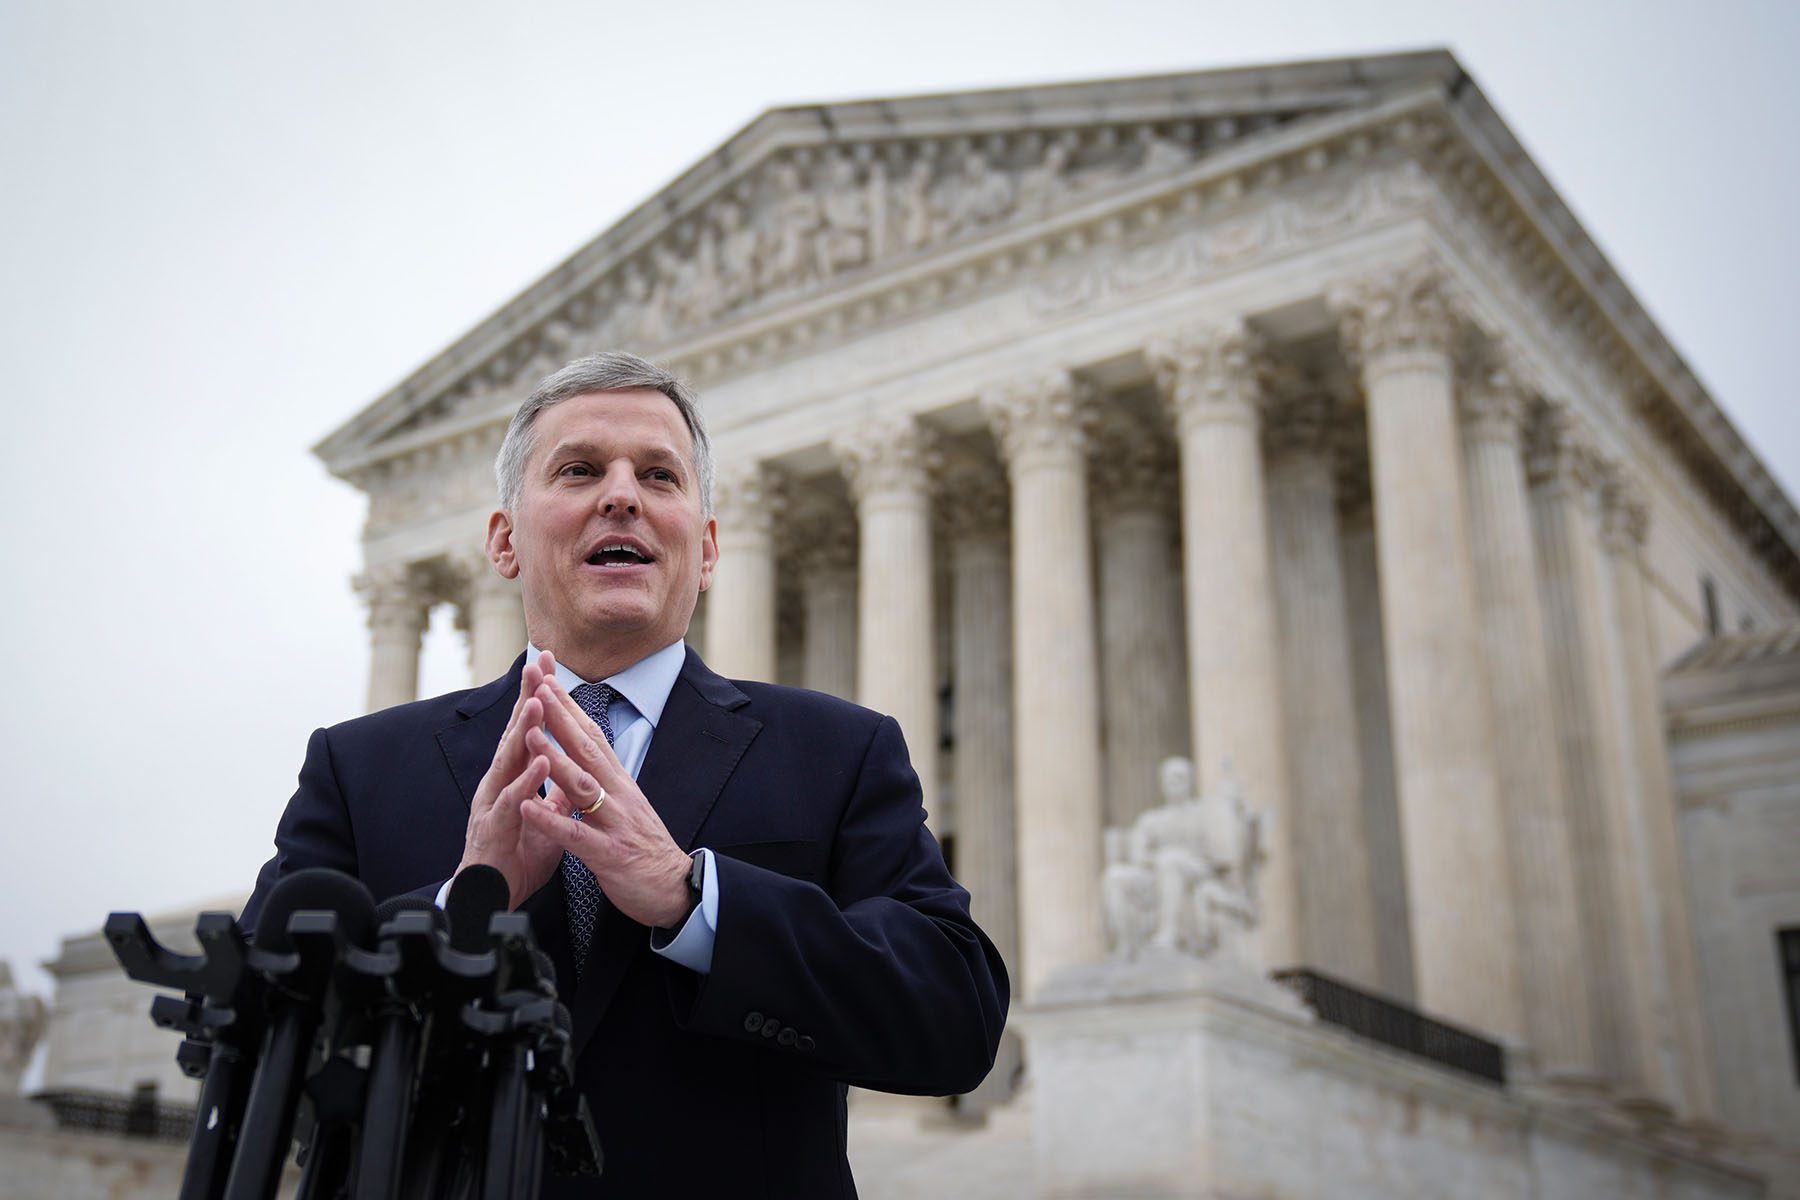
[244, 352, 1009, 1197]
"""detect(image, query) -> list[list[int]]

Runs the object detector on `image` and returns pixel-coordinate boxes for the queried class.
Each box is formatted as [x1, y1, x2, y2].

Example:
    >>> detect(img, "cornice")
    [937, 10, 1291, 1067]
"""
[314, 56, 1800, 604]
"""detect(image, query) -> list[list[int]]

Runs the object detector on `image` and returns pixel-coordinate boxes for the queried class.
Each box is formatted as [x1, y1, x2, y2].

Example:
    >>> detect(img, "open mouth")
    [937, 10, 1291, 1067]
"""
[585, 542, 654, 567]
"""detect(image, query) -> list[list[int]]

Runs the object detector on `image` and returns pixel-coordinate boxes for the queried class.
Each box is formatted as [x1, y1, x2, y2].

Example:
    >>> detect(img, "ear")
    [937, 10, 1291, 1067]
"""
[696, 515, 719, 593]
[486, 510, 520, 580]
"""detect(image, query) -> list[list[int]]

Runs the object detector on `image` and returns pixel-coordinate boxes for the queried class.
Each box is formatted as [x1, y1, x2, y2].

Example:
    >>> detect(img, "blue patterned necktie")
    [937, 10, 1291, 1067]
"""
[561, 682, 615, 975]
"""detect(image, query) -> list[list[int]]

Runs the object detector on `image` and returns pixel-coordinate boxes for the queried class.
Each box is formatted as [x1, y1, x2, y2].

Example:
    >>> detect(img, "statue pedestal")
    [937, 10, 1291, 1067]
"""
[1018, 956, 1761, 1200]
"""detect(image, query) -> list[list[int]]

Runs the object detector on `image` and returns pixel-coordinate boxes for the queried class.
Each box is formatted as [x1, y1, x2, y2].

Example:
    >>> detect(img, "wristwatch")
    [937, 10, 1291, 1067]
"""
[675, 848, 706, 929]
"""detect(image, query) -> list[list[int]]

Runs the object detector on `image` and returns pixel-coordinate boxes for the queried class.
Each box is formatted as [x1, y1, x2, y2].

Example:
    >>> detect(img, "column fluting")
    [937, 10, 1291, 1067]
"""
[835, 417, 941, 823]
[704, 462, 783, 681]
[1527, 407, 1667, 1105]
[946, 462, 1018, 1112]
[1147, 322, 1298, 971]
[1091, 411, 1189, 829]
[1600, 471, 1717, 1120]
[1458, 366, 1598, 1084]
[459, 551, 528, 683]
[1264, 391, 1381, 990]
[981, 372, 1104, 996]
[1331, 262, 1523, 1041]
[358, 564, 431, 713]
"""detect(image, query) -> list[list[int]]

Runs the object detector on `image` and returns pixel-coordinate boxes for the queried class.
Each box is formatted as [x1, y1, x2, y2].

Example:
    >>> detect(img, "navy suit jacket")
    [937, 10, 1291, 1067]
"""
[244, 647, 1009, 1198]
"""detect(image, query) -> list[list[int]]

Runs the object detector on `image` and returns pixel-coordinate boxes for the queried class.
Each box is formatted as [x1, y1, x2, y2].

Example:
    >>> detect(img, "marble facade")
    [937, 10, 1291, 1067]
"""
[18, 49, 1800, 1199]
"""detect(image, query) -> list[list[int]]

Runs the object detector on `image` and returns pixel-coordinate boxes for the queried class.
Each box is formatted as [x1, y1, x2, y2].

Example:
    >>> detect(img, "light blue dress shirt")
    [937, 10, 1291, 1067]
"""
[439, 640, 719, 973]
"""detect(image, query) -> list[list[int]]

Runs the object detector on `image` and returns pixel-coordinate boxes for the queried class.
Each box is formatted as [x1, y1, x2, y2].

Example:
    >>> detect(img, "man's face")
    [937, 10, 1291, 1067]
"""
[488, 389, 717, 667]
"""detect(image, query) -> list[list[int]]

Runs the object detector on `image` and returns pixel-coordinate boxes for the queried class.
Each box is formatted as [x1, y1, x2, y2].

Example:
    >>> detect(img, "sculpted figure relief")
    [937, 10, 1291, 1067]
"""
[1101, 757, 1269, 966]
[931, 150, 1015, 240]
[759, 160, 824, 293]
[814, 156, 874, 276]
[581, 122, 1228, 348]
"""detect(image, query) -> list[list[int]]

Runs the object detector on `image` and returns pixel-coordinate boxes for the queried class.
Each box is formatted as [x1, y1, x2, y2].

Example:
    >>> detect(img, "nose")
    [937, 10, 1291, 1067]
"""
[597, 465, 640, 516]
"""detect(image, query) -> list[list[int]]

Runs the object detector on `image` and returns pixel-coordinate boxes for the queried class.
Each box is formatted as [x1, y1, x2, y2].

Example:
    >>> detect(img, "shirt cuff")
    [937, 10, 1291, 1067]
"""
[433, 877, 453, 908]
[649, 848, 718, 975]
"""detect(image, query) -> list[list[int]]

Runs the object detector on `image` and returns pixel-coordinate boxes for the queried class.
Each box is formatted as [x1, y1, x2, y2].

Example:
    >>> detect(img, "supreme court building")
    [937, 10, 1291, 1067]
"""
[18, 50, 1800, 1199]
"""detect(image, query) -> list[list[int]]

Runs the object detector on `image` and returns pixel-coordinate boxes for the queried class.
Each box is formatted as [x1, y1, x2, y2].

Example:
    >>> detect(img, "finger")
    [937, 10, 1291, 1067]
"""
[487, 754, 551, 836]
[527, 726, 607, 814]
[522, 789, 599, 857]
[536, 681, 626, 778]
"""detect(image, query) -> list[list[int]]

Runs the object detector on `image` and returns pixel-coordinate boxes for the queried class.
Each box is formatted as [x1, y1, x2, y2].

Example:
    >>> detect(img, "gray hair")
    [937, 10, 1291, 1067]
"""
[495, 351, 714, 515]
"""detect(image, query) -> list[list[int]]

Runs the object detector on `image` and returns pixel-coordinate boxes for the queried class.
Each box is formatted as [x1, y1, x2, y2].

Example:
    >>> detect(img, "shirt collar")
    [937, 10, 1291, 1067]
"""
[527, 639, 686, 729]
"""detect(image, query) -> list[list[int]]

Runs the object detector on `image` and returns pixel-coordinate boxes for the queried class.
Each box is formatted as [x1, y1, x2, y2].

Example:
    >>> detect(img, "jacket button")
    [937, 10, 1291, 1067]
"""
[797, 1035, 815, 1052]
[777, 1027, 798, 1047]
[743, 1012, 765, 1034]
[760, 1019, 780, 1038]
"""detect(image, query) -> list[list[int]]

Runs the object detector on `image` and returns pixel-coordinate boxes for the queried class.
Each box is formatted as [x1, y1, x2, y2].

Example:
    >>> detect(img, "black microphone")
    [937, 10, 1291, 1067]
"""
[223, 869, 375, 1200]
[445, 865, 511, 956]
[355, 894, 449, 1200]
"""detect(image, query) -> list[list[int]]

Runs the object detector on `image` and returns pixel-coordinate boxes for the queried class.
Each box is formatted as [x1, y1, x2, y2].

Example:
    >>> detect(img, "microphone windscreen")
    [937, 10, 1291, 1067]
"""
[444, 865, 510, 955]
[253, 868, 377, 953]
[373, 892, 447, 936]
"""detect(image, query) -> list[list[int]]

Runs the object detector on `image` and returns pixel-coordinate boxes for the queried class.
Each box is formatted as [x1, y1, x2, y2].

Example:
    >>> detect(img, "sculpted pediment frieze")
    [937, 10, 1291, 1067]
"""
[363, 110, 1323, 449]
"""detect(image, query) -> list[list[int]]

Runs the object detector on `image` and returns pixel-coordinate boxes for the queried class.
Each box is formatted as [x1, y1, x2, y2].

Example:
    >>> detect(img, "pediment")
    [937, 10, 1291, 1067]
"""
[321, 51, 1467, 466]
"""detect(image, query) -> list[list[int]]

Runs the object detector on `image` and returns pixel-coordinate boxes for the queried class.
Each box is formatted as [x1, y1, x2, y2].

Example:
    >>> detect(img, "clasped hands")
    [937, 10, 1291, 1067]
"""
[456, 650, 693, 928]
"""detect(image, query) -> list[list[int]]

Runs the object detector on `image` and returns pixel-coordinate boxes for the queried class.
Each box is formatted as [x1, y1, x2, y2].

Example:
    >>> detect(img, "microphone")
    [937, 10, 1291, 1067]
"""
[445, 865, 511, 956]
[223, 869, 375, 1200]
[105, 910, 262, 1200]
[354, 894, 448, 1200]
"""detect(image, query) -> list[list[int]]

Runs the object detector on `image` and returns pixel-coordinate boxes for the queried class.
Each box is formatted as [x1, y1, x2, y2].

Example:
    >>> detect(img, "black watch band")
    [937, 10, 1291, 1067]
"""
[678, 848, 706, 927]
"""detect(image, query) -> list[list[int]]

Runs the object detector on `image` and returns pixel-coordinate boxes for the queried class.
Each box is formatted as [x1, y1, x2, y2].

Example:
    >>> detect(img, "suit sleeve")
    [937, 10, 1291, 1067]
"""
[667, 714, 1010, 1096]
[240, 726, 363, 931]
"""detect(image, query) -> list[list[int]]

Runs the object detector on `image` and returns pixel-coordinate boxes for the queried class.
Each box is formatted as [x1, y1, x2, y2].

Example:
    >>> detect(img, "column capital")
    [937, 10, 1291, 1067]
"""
[1458, 361, 1534, 446]
[1147, 321, 1266, 433]
[1089, 409, 1177, 519]
[1524, 402, 1604, 495]
[713, 459, 788, 535]
[978, 369, 1093, 467]
[1600, 466, 1651, 554]
[1261, 390, 1342, 462]
[1329, 258, 1466, 366]
[782, 485, 858, 575]
[935, 449, 1011, 546]
[446, 546, 516, 600]
[833, 414, 939, 504]
[354, 562, 431, 634]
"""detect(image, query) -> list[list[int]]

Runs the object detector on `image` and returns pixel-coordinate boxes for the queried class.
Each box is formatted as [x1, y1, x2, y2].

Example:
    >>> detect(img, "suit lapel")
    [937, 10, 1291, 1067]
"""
[435, 655, 525, 809]
[569, 647, 762, 1054]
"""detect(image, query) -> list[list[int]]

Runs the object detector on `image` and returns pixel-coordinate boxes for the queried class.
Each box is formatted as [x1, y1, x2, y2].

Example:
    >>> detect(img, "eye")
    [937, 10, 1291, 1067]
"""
[559, 462, 594, 478]
[646, 467, 678, 483]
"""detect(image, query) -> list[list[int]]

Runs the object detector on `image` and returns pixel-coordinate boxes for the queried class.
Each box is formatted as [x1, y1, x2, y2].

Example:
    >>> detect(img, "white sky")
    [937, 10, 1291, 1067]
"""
[1, 0, 1796, 1002]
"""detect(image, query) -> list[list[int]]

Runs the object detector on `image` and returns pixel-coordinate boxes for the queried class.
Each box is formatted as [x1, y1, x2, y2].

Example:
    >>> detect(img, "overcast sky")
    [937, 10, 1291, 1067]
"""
[1, 0, 1795, 1007]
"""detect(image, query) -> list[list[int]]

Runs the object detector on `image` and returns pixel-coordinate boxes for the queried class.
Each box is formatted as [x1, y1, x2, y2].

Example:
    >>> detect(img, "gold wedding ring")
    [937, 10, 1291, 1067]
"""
[574, 787, 607, 819]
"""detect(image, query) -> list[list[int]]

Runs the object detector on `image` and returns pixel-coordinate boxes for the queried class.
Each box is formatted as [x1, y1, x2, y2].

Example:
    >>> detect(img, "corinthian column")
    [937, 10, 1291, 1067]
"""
[980, 373, 1103, 995]
[943, 460, 1018, 1112]
[1599, 473, 1717, 1122]
[1147, 323, 1297, 971]
[1331, 262, 1522, 1041]
[456, 550, 528, 682]
[1263, 390, 1380, 990]
[794, 511, 858, 700]
[1459, 366, 1597, 1084]
[357, 564, 430, 713]
[1527, 409, 1669, 1106]
[1090, 411, 1188, 829]
[835, 417, 940, 822]
[705, 461, 783, 681]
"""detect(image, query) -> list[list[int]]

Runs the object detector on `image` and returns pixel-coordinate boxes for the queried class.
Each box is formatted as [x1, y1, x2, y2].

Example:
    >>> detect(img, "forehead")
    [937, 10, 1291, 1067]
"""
[533, 389, 692, 460]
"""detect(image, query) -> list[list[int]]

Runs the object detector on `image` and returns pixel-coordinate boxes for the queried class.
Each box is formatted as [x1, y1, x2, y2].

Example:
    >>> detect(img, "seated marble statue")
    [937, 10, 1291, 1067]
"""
[1102, 757, 1268, 965]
